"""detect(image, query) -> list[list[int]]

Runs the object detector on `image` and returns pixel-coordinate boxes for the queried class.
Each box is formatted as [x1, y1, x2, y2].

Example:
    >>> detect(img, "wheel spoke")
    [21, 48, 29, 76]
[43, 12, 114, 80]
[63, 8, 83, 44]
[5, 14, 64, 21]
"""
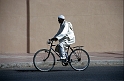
[33, 49, 55, 72]
[69, 49, 90, 71]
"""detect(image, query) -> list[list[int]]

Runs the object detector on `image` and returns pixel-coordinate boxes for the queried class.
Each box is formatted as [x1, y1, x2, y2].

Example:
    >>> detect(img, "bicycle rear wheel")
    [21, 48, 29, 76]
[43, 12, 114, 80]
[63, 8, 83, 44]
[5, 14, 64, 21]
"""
[69, 49, 90, 71]
[33, 49, 55, 72]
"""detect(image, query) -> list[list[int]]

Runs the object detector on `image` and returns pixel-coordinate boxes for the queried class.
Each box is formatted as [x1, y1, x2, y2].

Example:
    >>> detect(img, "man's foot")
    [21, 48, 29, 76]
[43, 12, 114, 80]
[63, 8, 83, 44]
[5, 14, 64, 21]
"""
[60, 57, 66, 63]
[60, 57, 69, 66]
[60, 57, 66, 60]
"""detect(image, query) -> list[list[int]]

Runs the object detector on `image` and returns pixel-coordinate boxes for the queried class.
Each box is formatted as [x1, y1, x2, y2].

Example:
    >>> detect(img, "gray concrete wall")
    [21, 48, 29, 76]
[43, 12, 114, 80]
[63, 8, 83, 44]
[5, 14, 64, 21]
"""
[0, 0, 123, 53]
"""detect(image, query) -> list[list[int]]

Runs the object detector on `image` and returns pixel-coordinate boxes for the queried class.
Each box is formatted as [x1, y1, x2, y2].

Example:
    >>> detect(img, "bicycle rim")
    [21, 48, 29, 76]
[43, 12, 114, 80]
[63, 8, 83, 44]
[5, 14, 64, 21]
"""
[69, 49, 90, 71]
[33, 49, 55, 72]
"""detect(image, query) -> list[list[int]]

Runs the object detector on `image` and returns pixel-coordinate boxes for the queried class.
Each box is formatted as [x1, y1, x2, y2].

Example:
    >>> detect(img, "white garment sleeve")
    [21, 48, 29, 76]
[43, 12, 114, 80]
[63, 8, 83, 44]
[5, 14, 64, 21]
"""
[54, 22, 68, 40]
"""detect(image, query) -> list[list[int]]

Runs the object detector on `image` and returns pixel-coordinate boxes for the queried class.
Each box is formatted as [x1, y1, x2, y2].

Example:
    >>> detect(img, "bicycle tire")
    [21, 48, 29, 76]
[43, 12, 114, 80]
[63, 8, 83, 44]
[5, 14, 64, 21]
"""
[69, 49, 90, 71]
[33, 49, 55, 72]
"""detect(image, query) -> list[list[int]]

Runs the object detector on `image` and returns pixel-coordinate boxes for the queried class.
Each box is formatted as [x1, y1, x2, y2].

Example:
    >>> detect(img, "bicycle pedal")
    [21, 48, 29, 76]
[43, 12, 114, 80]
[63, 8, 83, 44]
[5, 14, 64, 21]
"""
[62, 62, 68, 66]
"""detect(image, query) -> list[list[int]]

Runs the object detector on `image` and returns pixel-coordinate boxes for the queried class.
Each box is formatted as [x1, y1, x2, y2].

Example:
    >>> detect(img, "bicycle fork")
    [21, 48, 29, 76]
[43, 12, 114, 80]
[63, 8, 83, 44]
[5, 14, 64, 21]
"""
[43, 50, 50, 61]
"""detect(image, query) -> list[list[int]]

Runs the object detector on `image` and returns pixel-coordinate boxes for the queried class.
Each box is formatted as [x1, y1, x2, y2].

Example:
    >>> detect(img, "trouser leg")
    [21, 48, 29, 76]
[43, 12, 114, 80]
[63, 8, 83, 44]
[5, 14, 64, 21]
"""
[59, 42, 66, 59]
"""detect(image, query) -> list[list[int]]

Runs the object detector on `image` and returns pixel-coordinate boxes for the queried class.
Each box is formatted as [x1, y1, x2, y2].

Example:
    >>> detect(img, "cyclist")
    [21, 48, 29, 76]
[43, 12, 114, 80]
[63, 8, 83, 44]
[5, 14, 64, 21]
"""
[51, 15, 75, 61]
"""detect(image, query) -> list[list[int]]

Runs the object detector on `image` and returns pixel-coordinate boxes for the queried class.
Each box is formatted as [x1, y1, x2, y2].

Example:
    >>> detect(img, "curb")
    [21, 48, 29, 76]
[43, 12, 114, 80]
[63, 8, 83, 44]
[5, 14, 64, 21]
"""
[90, 60, 123, 66]
[0, 62, 33, 69]
[0, 60, 123, 69]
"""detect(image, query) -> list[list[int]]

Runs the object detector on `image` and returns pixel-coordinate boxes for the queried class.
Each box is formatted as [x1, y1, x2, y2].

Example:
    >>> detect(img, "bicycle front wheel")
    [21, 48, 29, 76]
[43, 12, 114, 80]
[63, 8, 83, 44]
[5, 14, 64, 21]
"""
[33, 49, 55, 72]
[69, 49, 90, 71]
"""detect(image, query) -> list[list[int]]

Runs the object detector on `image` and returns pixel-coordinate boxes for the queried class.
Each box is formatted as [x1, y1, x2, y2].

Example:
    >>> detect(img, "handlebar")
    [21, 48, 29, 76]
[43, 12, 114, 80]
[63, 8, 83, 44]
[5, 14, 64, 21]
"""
[47, 39, 56, 46]
[47, 39, 52, 44]
[47, 39, 51, 44]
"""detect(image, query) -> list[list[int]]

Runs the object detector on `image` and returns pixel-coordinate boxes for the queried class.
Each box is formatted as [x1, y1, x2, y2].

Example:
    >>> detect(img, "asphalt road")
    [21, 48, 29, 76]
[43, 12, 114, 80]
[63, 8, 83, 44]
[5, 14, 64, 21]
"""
[0, 66, 123, 81]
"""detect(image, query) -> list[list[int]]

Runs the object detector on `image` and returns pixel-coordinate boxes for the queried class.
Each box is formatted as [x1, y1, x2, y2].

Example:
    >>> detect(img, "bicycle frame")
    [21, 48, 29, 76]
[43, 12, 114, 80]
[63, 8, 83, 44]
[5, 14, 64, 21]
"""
[48, 40, 74, 59]
[33, 39, 90, 71]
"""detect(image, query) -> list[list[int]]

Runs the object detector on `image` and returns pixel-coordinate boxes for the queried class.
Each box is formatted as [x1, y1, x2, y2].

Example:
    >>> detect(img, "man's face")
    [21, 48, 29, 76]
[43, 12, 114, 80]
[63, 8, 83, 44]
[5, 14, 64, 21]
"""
[58, 18, 64, 24]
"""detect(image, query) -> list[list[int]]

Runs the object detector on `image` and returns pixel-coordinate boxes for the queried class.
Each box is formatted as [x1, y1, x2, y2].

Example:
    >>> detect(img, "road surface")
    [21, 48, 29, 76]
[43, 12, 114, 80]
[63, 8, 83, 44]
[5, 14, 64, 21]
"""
[0, 66, 123, 81]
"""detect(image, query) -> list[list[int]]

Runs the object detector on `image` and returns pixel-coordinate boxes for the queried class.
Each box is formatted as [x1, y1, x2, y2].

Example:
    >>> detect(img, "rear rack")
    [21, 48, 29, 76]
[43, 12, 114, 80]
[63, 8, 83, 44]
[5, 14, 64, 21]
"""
[73, 46, 84, 49]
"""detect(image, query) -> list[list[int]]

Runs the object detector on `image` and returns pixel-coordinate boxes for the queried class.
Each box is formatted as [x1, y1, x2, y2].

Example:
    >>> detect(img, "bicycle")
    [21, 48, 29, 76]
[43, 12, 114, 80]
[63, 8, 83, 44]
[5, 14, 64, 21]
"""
[33, 39, 90, 72]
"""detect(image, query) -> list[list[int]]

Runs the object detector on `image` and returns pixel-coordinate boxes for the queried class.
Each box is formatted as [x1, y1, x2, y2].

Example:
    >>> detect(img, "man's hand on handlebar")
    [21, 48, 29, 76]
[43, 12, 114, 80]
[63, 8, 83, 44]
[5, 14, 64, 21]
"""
[51, 38, 58, 41]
